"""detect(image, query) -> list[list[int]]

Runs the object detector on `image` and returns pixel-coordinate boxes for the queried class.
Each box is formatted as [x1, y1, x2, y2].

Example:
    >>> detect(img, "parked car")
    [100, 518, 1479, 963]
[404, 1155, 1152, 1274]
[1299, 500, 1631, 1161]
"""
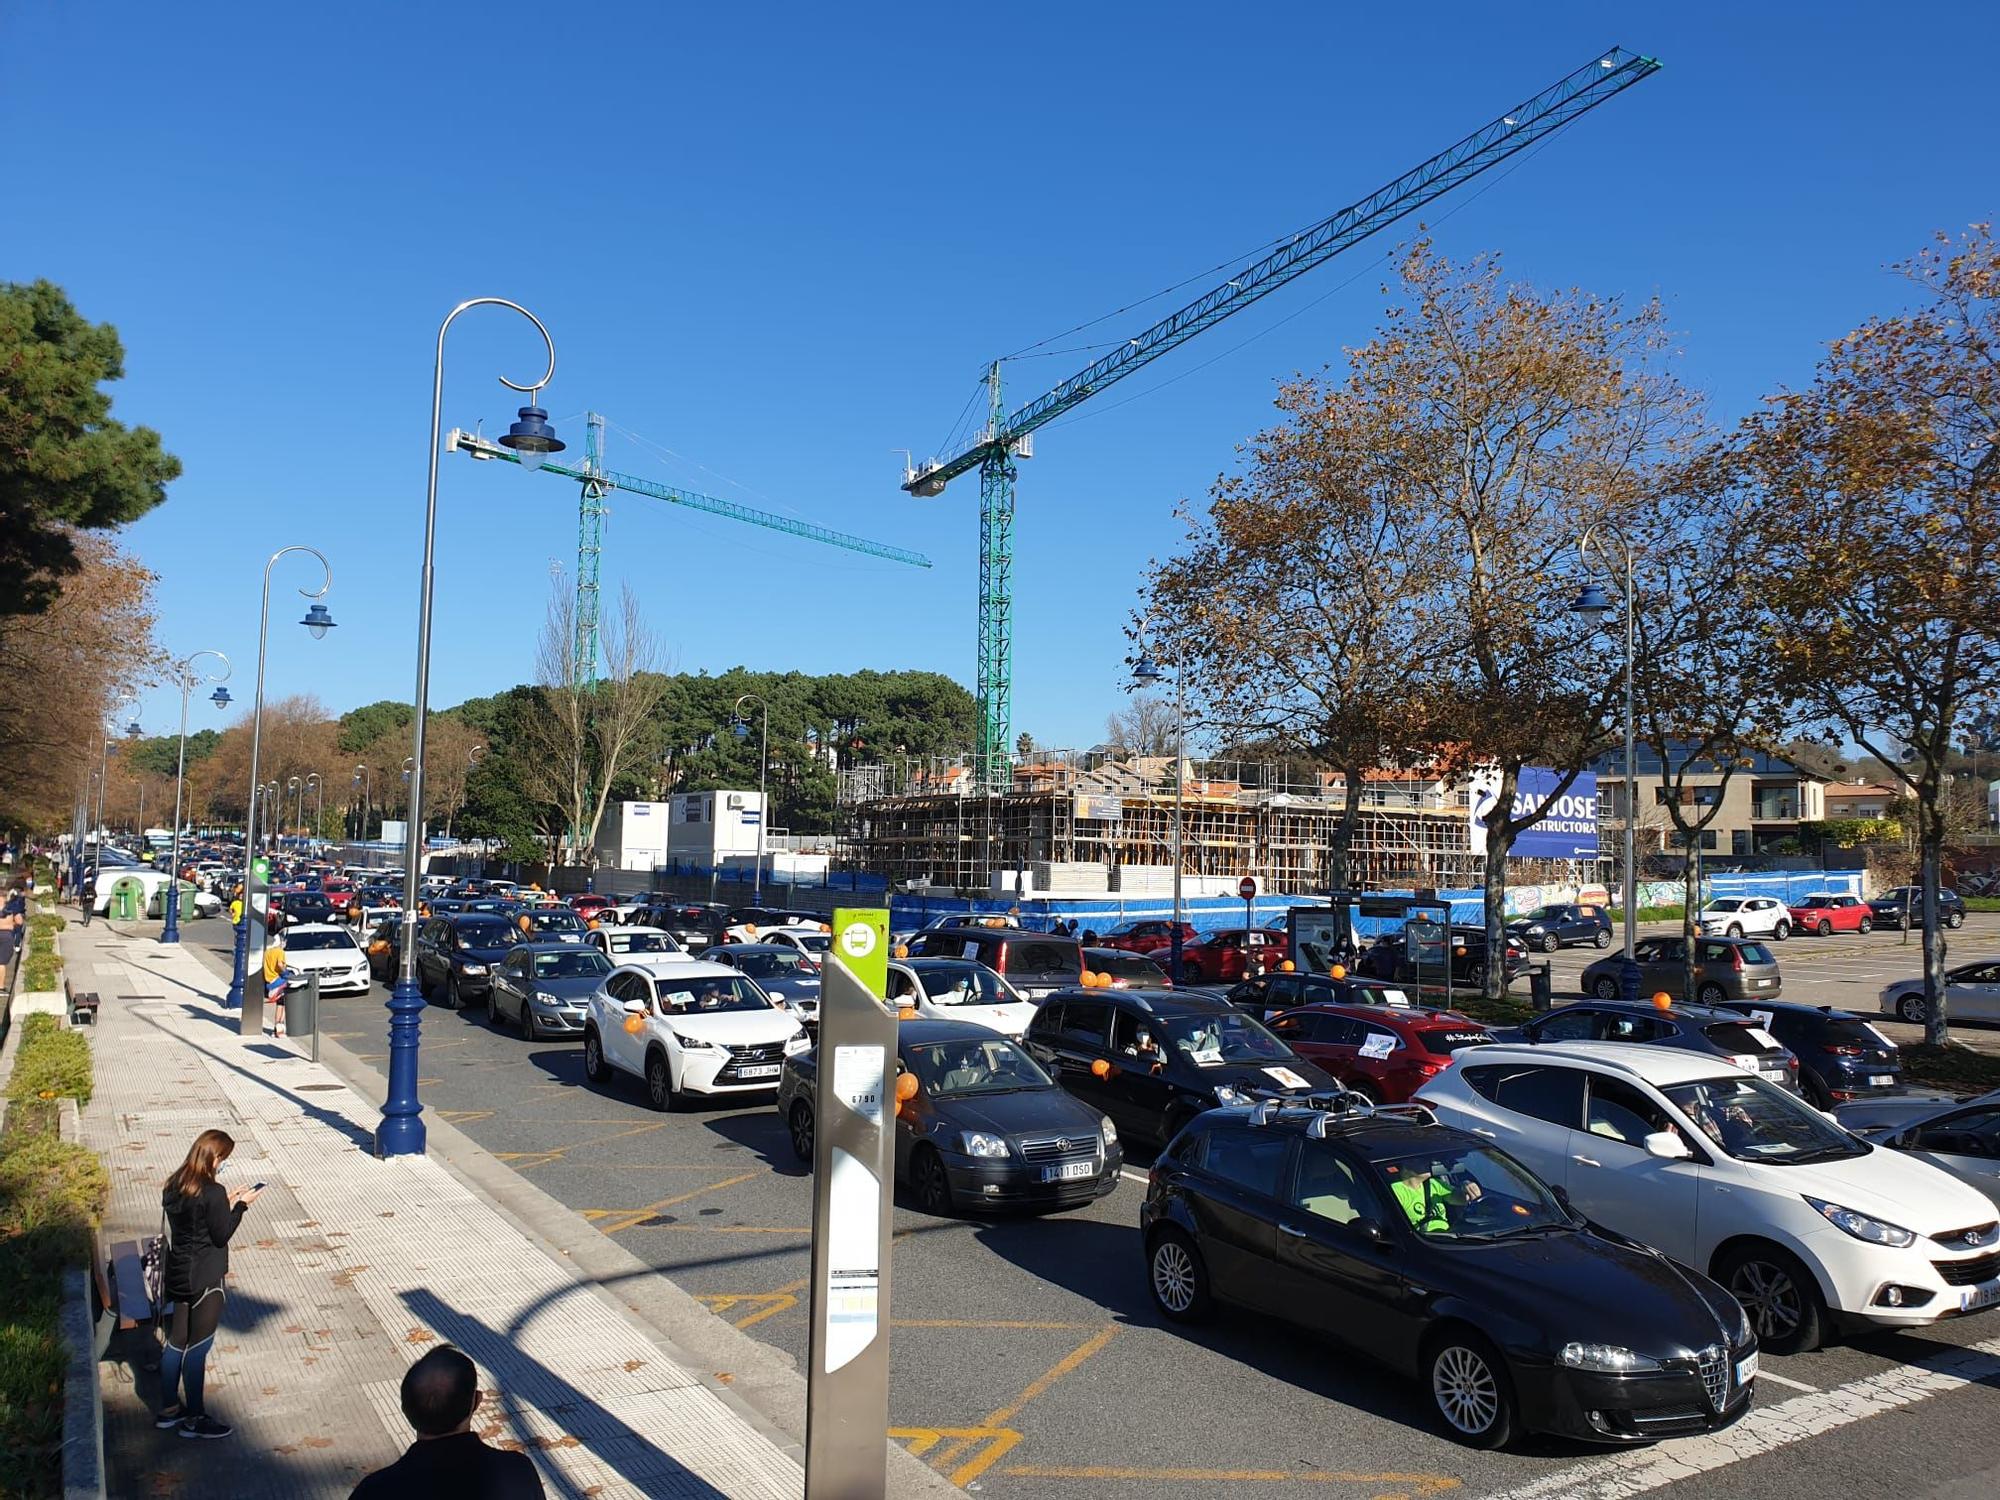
[1096, 919, 1198, 956]
[729, 906, 826, 930]
[583, 961, 809, 1109]
[1225, 970, 1417, 1020]
[885, 958, 1040, 1038]
[1356, 926, 1529, 990]
[1869, 886, 1968, 931]
[1837, 1089, 2000, 1209]
[488, 943, 614, 1039]
[639, 903, 733, 949]
[1021, 988, 1335, 1148]
[1787, 892, 1873, 937]
[778, 1018, 1122, 1215]
[276, 891, 338, 926]
[1579, 936, 1781, 1005]
[570, 893, 616, 921]
[1175, 926, 1288, 984]
[762, 925, 833, 964]
[1082, 947, 1172, 989]
[700, 944, 823, 1026]
[1266, 1004, 1494, 1102]
[274, 923, 374, 996]
[1417, 1041, 2000, 1352]
[1496, 1000, 1801, 1095]
[1506, 903, 1614, 954]
[514, 907, 590, 944]
[907, 929, 1084, 1002]
[587, 925, 691, 964]
[1879, 960, 2000, 1025]
[1695, 896, 1793, 942]
[1141, 1101, 1758, 1447]
[414, 913, 521, 1008]
[1716, 1000, 1902, 1106]
[363, 917, 403, 983]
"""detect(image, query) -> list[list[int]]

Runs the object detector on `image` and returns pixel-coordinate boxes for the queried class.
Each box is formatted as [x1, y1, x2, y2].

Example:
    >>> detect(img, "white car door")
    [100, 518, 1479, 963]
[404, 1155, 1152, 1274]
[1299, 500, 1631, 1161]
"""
[1948, 964, 2000, 1022]
[1444, 1061, 1584, 1187]
[1569, 1071, 1704, 1261]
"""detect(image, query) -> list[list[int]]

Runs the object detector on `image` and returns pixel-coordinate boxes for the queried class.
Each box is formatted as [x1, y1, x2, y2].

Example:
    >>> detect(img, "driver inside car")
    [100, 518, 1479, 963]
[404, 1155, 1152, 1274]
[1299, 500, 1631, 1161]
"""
[1386, 1160, 1484, 1234]
[937, 1045, 993, 1093]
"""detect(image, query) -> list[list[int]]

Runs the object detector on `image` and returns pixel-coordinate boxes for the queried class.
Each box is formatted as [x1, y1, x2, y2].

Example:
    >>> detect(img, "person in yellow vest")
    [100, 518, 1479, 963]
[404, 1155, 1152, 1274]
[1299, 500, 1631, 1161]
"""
[263, 929, 290, 1040]
[1388, 1161, 1483, 1234]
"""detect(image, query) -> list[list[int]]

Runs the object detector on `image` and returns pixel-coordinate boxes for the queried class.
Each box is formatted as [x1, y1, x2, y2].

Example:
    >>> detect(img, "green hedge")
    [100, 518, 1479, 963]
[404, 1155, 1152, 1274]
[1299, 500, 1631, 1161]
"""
[5, 1018, 92, 1107]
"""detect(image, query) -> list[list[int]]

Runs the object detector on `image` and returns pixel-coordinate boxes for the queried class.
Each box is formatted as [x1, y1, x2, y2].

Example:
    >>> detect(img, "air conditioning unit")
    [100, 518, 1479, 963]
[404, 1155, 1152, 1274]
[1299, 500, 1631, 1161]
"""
[725, 793, 745, 810]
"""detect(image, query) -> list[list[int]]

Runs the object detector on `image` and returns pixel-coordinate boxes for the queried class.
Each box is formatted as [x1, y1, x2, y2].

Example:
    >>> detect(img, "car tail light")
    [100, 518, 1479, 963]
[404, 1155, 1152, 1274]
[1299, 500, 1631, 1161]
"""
[1822, 1043, 1863, 1056]
[1730, 948, 1744, 971]
[1786, 1056, 1799, 1072]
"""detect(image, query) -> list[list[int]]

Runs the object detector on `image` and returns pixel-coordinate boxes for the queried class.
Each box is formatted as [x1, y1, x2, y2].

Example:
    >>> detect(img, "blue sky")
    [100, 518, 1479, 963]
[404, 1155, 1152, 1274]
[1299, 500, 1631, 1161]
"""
[6, 4, 1996, 753]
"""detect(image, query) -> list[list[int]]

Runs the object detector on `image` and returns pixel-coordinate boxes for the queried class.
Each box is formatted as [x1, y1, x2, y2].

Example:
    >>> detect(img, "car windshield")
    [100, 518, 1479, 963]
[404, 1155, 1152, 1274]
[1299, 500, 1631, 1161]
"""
[1374, 1144, 1571, 1240]
[1797, 897, 1835, 908]
[527, 911, 586, 933]
[1090, 952, 1168, 981]
[1662, 1075, 1868, 1163]
[1704, 899, 1746, 913]
[286, 929, 357, 952]
[914, 964, 1019, 1007]
[456, 921, 513, 946]
[1524, 906, 1564, 921]
[788, 932, 831, 954]
[532, 951, 611, 979]
[1157, 1012, 1292, 1066]
[609, 932, 680, 955]
[655, 976, 774, 1015]
[903, 1037, 1053, 1096]
[735, 951, 813, 979]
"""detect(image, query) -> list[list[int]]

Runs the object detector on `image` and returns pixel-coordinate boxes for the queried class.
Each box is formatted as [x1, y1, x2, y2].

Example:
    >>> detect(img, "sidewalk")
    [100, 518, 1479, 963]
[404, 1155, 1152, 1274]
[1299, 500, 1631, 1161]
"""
[65, 918, 806, 1500]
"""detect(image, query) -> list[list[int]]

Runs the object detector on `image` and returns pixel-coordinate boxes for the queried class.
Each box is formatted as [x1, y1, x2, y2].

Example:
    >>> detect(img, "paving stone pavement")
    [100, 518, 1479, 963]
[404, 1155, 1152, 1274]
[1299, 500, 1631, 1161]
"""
[67, 920, 805, 1500]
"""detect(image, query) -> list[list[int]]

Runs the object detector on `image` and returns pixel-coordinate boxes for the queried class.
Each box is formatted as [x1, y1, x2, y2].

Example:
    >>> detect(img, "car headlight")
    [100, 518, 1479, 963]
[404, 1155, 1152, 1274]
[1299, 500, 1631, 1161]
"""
[1806, 1196, 1915, 1248]
[669, 1030, 716, 1050]
[1523, 925, 1544, 935]
[1100, 1116, 1118, 1148]
[960, 1131, 1010, 1159]
[459, 962, 487, 976]
[784, 1030, 811, 1054]
[533, 991, 565, 1009]
[1558, 1343, 1662, 1373]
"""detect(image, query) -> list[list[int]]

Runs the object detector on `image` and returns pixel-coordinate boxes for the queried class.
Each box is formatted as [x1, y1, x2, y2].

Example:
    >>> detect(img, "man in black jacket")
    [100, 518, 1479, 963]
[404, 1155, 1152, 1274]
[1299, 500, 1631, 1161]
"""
[350, 1345, 543, 1498]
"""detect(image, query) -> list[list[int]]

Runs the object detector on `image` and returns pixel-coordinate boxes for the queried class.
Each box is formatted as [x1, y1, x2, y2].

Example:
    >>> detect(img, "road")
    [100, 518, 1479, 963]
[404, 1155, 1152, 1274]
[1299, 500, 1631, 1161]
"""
[166, 914, 2000, 1500]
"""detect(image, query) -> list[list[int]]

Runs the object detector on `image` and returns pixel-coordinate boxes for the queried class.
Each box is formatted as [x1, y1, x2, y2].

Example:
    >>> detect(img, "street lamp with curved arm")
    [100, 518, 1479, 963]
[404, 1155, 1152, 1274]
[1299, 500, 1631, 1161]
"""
[87, 694, 141, 904]
[1129, 616, 1189, 983]
[382, 298, 559, 1159]
[305, 772, 324, 847]
[353, 763, 372, 841]
[732, 694, 769, 904]
[230, 546, 335, 1024]
[287, 776, 304, 845]
[1570, 522, 1640, 1004]
[160, 650, 231, 944]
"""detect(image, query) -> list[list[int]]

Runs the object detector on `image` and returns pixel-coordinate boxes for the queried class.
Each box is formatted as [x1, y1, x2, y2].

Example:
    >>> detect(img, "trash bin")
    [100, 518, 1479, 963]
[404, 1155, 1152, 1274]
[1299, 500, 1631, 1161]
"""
[109, 874, 148, 922]
[1529, 961, 1554, 1012]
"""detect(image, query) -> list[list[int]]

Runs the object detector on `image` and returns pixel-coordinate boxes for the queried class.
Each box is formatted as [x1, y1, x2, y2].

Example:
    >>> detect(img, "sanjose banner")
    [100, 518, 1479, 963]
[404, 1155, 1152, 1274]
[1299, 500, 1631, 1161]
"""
[1468, 767, 1600, 860]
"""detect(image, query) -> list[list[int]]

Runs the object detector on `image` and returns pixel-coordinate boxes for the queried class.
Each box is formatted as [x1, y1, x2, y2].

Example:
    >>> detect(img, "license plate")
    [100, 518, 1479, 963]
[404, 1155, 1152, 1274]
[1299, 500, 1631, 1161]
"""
[1867, 1074, 1894, 1086]
[1752, 979, 1775, 988]
[1735, 1352, 1758, 1386]
[735, 1063, 781, 1079]
[1960, 1279, 2000, 1313]
[1040, 1159, 1095, 1183]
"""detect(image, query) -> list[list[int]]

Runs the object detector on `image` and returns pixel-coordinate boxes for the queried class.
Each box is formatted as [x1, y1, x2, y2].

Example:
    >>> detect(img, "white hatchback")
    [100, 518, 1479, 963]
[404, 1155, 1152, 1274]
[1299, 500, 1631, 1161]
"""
[1418, 1041, 2000, 1352]
[276, 922, 374, 995]
[587, 925, 694, 965]
[583, 960, 808, 1110]
[1696, 896, 1792, 942]
[886, 958, 1041, 1038]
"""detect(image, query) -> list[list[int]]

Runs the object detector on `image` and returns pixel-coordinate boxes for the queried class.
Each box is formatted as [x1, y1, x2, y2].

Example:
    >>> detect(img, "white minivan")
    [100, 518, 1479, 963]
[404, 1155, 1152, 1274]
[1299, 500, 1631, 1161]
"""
[1418, 1041, 2000, 1352]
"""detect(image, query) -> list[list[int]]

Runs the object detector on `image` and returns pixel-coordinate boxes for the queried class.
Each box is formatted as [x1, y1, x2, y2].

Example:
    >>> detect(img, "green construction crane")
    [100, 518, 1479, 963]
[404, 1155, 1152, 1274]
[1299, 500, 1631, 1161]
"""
[449, 414, 930, 687]
[904, 46, 1661, 791]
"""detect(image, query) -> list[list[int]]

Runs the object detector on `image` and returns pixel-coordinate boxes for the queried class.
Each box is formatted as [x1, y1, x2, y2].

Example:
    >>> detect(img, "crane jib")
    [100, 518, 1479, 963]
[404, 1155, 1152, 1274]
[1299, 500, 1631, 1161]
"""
[904, 46, 1660, 495]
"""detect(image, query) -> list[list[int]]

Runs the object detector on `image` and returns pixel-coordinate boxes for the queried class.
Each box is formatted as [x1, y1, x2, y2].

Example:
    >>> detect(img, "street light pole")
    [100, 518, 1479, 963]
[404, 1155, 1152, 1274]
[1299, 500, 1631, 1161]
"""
[229, 547, 335, 1021]
[1131, 626, 1187, 984]
[734, 694, 769, 905]
[287, 777, 303, 849]
[353, 763, 372, 841]
[307, 772, 323, 845]
[1571, 525, 1641, 1005]
[90, 698, 140, 904]
[381, 297, 560, 1160]
[161, 652, 232, 944]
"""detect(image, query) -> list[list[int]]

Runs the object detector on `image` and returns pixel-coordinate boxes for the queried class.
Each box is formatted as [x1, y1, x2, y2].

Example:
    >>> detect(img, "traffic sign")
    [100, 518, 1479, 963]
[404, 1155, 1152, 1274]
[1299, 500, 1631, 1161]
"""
[1239, 876, 1258, 900]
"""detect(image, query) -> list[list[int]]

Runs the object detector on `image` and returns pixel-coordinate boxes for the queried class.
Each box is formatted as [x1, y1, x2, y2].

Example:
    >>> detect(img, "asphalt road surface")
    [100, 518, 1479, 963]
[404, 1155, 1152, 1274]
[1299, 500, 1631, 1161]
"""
[166, 914, 2000, 1500]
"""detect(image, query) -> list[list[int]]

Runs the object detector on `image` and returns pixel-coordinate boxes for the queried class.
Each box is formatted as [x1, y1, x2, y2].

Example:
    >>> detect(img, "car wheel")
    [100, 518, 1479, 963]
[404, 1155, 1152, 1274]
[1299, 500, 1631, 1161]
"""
[1718, 1242, 1825, 1355]
[1817, 921, 1832, 937]
[1593, 929, 1612, 949]
[489, 993, 511, 1031]
[582, 1029, 608, 1084]
[1160, 1105, 1198, 1150]
[1539, 933, 1559, 954]
[524, 1003, 544, 1042]
[1426, 1330, 1517, 1449]
[1697, 982, 1727, 1005]
[1727, 924, 1744, 938]
[645, 1050, 676, 1112]
[1948, 910, 1965, 929]
[1592, 975, 1621, 1001]
[1897, 992, 1929, 1024]
[1465, 962, 1487, 988]
[912, 1145, 955, 1216]
[788, 1100, 815, 1163]
[1772, 921, 1790, 942]
[1148, 1227, 1212, 1322]
[1800, 1070, 1834, 1110]
[1345, 1078, 1381, 1104]
[1857, 917, 1873, 935]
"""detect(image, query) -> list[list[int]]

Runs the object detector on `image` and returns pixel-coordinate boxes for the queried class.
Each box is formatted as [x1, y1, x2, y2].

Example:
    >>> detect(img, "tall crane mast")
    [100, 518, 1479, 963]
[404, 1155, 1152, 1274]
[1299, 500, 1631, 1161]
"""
[450, 415, 931, 685]
[905, 46, 1661, 790]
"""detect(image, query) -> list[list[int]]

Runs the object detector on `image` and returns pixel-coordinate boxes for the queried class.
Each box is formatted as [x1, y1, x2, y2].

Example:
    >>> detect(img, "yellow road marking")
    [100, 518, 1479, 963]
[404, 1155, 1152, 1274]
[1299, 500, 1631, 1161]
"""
[435, 1109, 494, 1123]
[699, 1277, 809, 1328]
[491, 1119, 670, 1170]
[890, 1426, 1023, 1483]
[894, 1318, 1096, 1330]
[984, 1324, 1116, 1427]
[919, 1324, 1116, 1481]
[593, 1172, 761, 1234]
[998, 1466, 1460, 1495]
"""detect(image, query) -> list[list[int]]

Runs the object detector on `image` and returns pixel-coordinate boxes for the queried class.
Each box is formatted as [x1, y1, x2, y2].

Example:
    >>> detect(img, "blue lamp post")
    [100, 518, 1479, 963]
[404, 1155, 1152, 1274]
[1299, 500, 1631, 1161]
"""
[380, 297, 558, 1159]
[160, 653, 232, 944]
[1130, 629, 1188, 984]
[1571, 527, 1641, 1005]
[228, 548, 335, 1022]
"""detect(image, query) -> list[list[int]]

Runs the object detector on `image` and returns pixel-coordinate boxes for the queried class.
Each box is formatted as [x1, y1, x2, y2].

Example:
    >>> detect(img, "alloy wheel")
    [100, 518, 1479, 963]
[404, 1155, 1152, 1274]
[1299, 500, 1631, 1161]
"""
[1432, 1345, 1501, 1436]
[647, 1054, 672, 1110]
[1152, 1239, 1198, 1314]
[789, 1102, 815, 1163]
[584, 1032, 605, 1081]
[915, 1149, 953, 1214]
[1898, 993, 1929, 1024]
[1729, 1257, 1803, 1341]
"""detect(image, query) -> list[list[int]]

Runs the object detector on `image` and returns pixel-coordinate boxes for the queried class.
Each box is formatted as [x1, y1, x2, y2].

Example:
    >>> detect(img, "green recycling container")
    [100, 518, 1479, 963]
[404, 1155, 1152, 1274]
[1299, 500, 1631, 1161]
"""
[109, 875, 147, 921]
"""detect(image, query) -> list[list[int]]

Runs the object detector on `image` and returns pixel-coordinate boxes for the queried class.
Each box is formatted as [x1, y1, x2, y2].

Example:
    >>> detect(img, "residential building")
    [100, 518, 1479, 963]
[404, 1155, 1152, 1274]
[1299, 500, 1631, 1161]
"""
[1588, 742, 1830, 857]
[1823, 781, 1899, 820]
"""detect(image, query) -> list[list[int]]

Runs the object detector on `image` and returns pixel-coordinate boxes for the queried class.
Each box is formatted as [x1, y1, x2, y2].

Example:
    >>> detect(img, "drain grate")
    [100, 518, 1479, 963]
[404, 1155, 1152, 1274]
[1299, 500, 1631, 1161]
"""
[297, 1084, 343, 1092]
[119, 994, 166, 1000]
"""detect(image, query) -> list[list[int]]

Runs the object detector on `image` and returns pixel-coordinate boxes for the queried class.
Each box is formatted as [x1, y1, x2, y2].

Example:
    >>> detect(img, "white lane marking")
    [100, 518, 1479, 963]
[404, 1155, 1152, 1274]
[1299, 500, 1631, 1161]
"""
[1476, 1336, 2000, 1500]
[1748, 1368, 1817, 1393]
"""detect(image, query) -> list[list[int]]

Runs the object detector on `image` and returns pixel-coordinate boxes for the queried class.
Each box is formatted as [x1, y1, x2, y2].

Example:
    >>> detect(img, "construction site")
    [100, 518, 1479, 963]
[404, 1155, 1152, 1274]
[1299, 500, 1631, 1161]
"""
[835, 750, 1600, 898]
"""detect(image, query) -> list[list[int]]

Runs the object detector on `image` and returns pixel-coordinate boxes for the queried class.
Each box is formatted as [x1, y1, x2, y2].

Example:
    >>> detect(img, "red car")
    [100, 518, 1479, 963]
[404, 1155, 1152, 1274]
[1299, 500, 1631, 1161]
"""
[1786, 892, 1873, 937]
[571, 893, 616, 921]
[1095, 919, 1197, 955]
[1263, 1002, 1495, 1103]
[1176, 927, 1288, 984]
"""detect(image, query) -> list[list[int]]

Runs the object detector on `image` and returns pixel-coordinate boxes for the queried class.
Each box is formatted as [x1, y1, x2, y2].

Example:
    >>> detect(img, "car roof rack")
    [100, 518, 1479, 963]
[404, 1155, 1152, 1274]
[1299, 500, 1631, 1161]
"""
[1243, 1087, 1441, 1138]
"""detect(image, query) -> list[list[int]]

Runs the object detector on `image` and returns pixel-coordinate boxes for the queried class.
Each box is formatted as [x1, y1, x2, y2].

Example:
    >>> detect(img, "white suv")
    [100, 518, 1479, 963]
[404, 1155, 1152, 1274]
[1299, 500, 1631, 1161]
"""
[1696, 896, 1792, 942]
[1417, 1041, 2000, 1353]
[583, 960, 808, 1110]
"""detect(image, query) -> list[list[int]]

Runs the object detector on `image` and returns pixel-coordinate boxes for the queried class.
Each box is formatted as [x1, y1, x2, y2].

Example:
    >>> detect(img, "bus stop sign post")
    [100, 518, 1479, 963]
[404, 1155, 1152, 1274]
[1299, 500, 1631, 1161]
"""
[1239, 876, 1257, 966]
[806, 906, 896, 1499]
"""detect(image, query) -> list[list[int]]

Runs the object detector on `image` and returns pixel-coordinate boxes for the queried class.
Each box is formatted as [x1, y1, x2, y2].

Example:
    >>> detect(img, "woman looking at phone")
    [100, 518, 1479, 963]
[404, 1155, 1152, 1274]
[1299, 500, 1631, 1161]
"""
[157, 1129, 262, 1438]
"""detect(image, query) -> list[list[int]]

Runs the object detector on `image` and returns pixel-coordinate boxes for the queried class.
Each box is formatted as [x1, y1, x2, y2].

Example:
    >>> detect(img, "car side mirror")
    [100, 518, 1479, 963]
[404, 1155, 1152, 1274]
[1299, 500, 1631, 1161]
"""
[621, 998, 646, 1016]
[1550, 1184, 1578, 1218]
[1643, 1131, 1692, 1161]
[1354, 1217, 1389, 1244]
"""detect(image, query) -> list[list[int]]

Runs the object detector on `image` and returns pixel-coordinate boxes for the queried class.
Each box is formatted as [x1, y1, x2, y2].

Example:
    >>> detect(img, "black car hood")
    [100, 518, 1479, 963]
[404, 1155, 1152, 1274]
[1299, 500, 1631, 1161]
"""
[936, 1087, 1106, 1137]
[1433, 1227, 1737, 1354]
[1169, 1056, 1337, 1094]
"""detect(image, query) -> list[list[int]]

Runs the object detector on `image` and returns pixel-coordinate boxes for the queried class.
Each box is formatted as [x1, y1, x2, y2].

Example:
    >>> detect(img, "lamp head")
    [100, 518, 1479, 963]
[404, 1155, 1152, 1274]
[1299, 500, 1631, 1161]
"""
[1131, 652, 1164, 685]
[498, 405, 564, 471]
[301, 602, 336, 639]
[1568, 583, 1613, 622]
[125, 720, 143, 738]
[210, 686, 232, 710]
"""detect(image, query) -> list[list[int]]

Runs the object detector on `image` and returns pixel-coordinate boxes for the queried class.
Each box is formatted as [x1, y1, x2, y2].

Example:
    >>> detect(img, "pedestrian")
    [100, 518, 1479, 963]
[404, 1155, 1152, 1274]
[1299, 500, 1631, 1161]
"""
[349, 1344, 544, 1499]
[156, 1129, 262, 1438]
[263, 925, 289, 1039]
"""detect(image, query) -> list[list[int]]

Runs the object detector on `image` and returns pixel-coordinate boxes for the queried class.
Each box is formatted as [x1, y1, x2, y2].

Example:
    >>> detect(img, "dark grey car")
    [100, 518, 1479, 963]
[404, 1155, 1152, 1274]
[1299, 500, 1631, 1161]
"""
[1498, 999, 1801, 1094]
[488, 943, 614, 1039]
[1837, 1088, 2000, 1210]
[1578, 935, 1781, 1005]
[701, 943, 823, 1027]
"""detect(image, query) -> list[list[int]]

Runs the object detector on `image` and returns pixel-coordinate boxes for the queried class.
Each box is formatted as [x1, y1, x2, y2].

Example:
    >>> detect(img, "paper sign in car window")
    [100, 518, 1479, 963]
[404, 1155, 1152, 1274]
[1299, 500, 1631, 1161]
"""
[1358, 1032, 1397, 1061]
[1262, 1065, 1311, 1090]
[1745, 1027, 1781, 1050]
[1380, 988, 1412, 1007]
